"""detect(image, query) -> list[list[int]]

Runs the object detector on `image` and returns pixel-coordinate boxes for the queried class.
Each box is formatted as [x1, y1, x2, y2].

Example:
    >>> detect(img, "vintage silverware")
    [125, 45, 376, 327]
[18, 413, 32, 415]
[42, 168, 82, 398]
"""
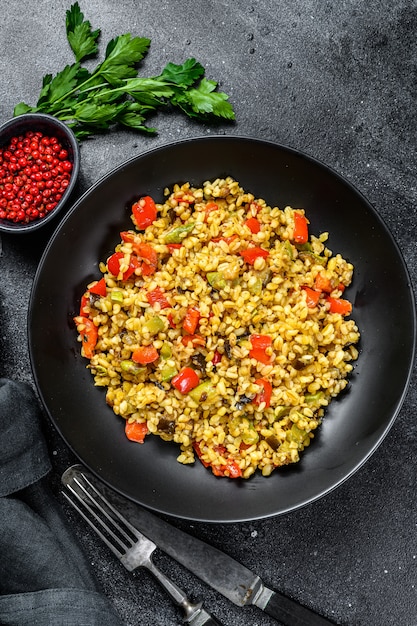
[63, 470, 222, 626]
[62, 465, 336, 626]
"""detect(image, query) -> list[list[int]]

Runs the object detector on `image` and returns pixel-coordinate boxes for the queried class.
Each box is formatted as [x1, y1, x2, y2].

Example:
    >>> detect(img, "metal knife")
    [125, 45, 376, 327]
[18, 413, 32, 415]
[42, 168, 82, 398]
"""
[62, 465, 336, 626]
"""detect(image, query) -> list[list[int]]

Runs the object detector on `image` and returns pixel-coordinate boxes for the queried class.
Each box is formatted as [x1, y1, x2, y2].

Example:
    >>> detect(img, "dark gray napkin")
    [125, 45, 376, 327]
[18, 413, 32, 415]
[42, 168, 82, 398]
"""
[0, 378, 126, 625]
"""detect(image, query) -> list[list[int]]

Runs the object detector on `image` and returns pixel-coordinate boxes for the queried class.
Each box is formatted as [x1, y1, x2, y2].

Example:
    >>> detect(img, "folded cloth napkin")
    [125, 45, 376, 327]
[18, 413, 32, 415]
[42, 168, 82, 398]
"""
[0, 378, 126, 626]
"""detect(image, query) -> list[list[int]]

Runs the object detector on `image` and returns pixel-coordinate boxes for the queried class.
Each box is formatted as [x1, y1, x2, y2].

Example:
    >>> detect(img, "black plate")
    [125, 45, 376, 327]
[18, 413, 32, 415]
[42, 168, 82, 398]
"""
[29, 136, 416, 522]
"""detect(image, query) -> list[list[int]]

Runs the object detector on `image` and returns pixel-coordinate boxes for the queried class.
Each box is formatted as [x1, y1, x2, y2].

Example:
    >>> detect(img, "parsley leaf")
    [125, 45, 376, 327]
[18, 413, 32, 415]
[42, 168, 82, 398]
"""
[99, 34, 151, 85]
[158, 58, 205, 87]
[12, 2, 235, 139]
[36, 64, 88, 110]
[66, 1, 100, 62]
[173, 78, 235, 120]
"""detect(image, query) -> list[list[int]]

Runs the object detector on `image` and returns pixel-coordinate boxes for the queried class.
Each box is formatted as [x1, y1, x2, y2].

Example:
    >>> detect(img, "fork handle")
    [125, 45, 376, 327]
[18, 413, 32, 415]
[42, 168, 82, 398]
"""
[187, 611, 223, 626]
[146, 559, 223, 625]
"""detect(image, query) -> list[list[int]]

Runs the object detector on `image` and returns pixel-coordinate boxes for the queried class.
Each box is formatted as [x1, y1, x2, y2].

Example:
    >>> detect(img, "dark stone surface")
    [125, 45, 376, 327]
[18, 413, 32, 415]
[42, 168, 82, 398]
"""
[1, 1, 416, 624]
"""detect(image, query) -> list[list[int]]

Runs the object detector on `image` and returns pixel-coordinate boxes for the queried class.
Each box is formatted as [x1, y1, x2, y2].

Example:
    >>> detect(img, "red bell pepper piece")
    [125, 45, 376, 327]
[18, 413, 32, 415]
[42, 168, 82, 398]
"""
[192, 441, 210, 467]
[171, 367, 200, 393]
[244, 216, 261, 234]
[326, 297, 352, 316]
[193, 442, 243, 478]
[107, 251, 140, 280]
[302, 286, 321, 308]
[146, 287, 171, 310]
[120, 230, 136, 243]
[183, 307, 200, 334]
[212, 350, 222, 365]
[211, 234, 238, 245]
[254, 378, 273, 408]
[249, 334, 273, 364]
[204, 201, 219, 222]
[292, 211, 309, 244]
[211, 460, 243, 478]
[79, 292, 90, 317]
[314, 273, 333, 293]
[74, 316, 98, 359]
[240, 246, 269, 265]
[125, 421, 148, 443]
[167, 312, 177, 328]
[167, 243, 182, 252]
[89, 277, 107, 296]
[118, 234, 158, 276]
[181, 334, 206, 347]
[132, 345, 159, 364]
[132, 195, 157, 229]
[133, 242, 158, 275]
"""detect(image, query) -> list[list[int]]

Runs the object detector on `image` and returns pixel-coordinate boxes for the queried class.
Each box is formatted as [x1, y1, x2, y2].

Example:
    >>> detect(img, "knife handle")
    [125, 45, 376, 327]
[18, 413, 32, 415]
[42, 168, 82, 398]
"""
[263, 590, 337, 626]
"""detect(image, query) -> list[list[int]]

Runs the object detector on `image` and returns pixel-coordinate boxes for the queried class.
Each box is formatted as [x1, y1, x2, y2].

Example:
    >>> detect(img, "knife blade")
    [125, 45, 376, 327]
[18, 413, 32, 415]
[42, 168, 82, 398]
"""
[62, 465, 336, 626]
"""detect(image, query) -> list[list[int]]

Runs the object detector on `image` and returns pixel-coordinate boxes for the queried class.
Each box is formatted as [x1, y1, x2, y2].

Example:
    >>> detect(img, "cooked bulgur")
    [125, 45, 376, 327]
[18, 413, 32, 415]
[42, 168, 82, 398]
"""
[74, 176, 360, 479]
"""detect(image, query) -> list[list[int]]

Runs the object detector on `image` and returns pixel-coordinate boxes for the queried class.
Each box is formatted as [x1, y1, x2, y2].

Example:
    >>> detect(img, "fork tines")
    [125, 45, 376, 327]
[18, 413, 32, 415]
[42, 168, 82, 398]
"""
[63, 472, 138, 559]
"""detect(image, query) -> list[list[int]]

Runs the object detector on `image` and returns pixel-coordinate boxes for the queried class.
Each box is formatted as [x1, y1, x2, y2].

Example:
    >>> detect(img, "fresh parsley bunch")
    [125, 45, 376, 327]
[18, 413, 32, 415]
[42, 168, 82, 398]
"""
[14, 2, 235, 139]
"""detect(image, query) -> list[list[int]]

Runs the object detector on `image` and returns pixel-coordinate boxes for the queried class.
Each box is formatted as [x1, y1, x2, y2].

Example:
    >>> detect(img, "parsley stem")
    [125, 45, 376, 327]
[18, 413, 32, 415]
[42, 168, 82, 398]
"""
[50, 67, 107, 107]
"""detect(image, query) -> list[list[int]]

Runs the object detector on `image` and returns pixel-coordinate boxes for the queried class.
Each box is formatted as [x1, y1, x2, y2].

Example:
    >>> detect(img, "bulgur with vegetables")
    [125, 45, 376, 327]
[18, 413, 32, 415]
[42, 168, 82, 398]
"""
[74, 176, 360, 479]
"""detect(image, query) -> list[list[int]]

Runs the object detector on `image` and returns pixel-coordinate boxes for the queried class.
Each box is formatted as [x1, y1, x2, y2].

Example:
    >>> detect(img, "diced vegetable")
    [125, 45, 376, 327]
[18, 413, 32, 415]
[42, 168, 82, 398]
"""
[240, 246, 269, 265]
[132, 345, 159, 364]
[89, 277, 107, 296]
[188, 380, 218, 404]
[73, 316, 98, 359]
[167, 243, 182, 252]
[244, 216, 260, 234]
[314, 273, 333, 293]
[160, 343, 172, 359]
[249, 334, 273, 364]
[160, 365, 178, 382]
[107, 251, 140, 279]
[207, 271, 227, 290]
[247, 277, 262, 295]
[183, 307, 200, 334]
[305, 391, 323, 403]
[265, 434, 280, 451]
[289, 423, 305, 444]
[164, 223, 195, 244]
[110, 290, 124, 303]
[253, 378, 272, 408]
[292, 211, 308, 244]
[326, 297, 352, 316]
[125, 421, 148, 443]
[181, 334, 206, 347]
[302, 286, 321, 308]
[171, 367, 200, 393]
[193, 442, 243, 478]
[212, 350, 222, 365]
[211, 234, 238, 245]
[241, 421, 260, 445]
[133, 242, 158, 275]
[212, 459, 243, 478]
[283, 239, 294, 259]
[146, 287, 171, 309]
[79, 292, 90, 317]
[144, 315, 165, 335]
[204, 201, 219, 221]
[132, 195, 157, 229]
[120, 360, 146, 375]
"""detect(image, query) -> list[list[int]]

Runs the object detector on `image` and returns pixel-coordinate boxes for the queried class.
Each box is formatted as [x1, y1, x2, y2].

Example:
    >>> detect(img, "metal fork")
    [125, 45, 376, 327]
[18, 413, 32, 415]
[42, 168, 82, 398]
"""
[63, 472, 222, 626]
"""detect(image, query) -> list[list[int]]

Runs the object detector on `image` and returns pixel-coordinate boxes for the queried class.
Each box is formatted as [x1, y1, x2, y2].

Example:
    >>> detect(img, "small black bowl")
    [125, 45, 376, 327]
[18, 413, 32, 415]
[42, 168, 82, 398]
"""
[0, 113, 80, 234]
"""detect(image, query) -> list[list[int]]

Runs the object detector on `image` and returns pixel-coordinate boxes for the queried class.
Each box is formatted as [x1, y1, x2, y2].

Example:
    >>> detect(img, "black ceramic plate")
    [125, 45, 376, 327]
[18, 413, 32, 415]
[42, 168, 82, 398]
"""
[29, 136, 416, 522]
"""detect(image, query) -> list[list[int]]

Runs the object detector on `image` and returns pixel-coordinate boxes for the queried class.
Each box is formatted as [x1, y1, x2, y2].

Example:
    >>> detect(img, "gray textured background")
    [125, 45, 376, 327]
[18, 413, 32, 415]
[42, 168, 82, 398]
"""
[1, 1, 417, 624]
